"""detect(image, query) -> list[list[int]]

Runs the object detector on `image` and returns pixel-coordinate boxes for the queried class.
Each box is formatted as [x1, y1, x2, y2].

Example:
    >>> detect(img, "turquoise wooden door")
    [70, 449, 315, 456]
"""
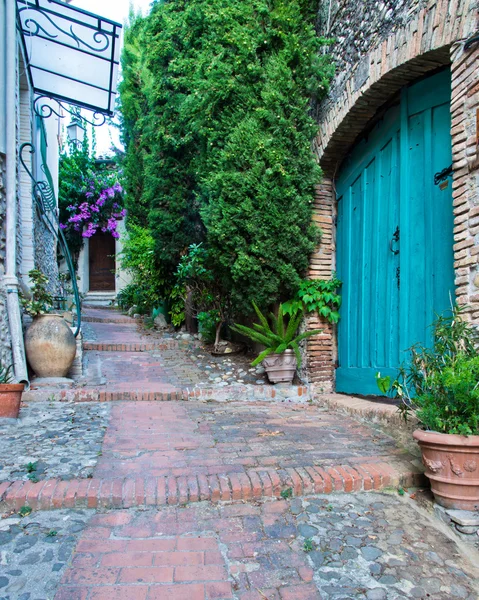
[336, 70, 455, 395]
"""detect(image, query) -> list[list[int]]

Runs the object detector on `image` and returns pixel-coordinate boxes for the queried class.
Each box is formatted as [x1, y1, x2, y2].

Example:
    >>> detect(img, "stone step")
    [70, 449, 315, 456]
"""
[0, 462, 427, 512]
[83, 292, 116, 308]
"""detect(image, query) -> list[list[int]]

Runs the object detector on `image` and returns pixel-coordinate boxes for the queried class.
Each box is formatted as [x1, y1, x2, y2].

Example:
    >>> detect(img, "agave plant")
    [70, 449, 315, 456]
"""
[0, 360, 13, 385]
[231, 302, 322, 368]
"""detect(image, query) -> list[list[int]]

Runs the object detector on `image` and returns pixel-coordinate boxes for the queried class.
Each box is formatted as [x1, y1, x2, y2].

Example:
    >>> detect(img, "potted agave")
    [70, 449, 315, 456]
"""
[21, 269, 76, 379]
[376, 306, 479, 511]
[0, 360, 24, 419]
[232, 302, 321, 383]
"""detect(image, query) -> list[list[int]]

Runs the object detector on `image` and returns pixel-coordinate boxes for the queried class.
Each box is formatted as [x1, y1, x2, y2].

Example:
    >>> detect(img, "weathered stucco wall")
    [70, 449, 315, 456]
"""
[305, 0, 479, 391]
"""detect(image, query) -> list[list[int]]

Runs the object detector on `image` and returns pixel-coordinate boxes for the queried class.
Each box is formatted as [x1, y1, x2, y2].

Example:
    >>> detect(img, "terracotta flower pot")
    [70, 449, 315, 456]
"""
[0, 384, 24, 419]
[263, 349, 296, 384]
[413, 429, 479, 511]
[25, 314, 76, 378]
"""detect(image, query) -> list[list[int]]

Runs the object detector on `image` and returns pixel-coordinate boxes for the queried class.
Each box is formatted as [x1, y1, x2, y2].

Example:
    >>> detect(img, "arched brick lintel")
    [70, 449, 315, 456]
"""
[314, 0, 479, 178]
[316, 48, 451, 177]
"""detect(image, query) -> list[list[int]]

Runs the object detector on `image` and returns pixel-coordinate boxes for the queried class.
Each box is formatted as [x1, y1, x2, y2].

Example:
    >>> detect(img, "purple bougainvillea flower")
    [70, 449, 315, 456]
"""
[59, 223, 67, 230]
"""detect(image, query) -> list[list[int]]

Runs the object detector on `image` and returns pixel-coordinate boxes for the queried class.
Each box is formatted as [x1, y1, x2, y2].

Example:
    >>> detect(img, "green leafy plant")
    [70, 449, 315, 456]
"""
[27, 473, 40, 483]
[232, 303, 321, 368]
[303, 538, 315, 552]
[376, 305, 479, 435]
[283, 277, 342, 324]
[20, 269, 54, 317]
[198, 310, 221, 344]
[18, 506, 32, 517]
[46, 530, 58, 537]
[25, 462, 37, 474]
[172, 244, 232, 349]
[280, 487, 293, 499]
[0, 360, 14, 384]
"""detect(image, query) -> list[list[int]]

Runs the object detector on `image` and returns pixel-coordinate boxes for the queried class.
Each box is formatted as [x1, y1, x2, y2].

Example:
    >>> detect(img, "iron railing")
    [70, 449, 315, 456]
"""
[19, 142, 82, 337]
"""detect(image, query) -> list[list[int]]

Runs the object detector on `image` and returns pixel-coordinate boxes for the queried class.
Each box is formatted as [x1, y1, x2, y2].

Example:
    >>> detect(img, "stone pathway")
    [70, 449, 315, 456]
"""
[0, 403, 109, 482]
[1, 306, 478, 599]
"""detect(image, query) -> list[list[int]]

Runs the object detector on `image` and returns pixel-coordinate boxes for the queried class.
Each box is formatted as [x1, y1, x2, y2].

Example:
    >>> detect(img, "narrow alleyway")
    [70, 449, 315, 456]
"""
[0, 307, 478, 599]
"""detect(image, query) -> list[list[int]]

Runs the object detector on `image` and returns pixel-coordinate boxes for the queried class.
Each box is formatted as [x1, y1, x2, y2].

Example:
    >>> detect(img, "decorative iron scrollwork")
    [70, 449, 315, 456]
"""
[434, 164, 453, 186]
[18, 4, 110, 53]
[33, 95, 107, 127]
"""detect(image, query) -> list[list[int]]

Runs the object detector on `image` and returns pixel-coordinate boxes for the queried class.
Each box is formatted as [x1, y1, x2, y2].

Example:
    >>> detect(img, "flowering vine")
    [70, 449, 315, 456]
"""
[61, 178, 126, 239]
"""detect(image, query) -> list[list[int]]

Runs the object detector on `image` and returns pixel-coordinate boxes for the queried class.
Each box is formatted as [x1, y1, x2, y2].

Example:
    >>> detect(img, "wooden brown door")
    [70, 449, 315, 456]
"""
[89, 231, 116, 291]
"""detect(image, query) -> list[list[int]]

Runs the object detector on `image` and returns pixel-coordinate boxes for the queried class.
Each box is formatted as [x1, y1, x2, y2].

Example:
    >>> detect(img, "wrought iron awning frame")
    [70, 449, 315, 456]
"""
[17, 0, 122, 117]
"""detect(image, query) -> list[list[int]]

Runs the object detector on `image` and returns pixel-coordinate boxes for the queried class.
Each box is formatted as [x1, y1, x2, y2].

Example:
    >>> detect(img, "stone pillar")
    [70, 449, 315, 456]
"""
[450, 41, 479, 325]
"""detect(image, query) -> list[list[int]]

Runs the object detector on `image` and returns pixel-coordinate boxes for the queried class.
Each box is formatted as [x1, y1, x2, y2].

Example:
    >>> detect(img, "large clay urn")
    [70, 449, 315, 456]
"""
[25, 314, 76, 378]
[413, 430, 479, 511]
[263, 349, 297, 384]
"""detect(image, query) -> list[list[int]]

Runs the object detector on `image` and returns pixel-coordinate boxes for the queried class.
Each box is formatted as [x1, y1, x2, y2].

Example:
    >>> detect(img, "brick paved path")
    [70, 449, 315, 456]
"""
[2, 307, 477, 599]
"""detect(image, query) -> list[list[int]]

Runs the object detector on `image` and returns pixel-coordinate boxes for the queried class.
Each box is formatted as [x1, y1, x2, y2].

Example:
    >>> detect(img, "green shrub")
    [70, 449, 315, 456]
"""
[119, 224, 166, 314]
[377, 306, 479, 435]
[120, 0, 334, 313]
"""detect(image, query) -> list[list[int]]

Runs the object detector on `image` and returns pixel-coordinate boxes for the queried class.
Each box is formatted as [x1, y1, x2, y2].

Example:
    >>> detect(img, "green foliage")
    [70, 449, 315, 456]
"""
[198, 310, 221, 344]
[303, 538, 315, 552]
[25, 462, 37, 473]
[20, 270, 54, 317]
[18, 506, 32, 517]
[46, 530, 58, 537]
[232, 302, 321, 368]
[280, 487, 293, 499]
[377, 305, 479, 435]
[119, 224, 166, 314]
[119, 0, 334, 313]
[172, 244, 232, 346]
[283, 277, 342, 323]
[0, 360, 13, 384]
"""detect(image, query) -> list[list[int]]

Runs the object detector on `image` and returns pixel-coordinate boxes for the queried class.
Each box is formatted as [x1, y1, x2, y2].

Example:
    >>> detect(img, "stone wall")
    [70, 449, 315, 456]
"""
[305, 0, 479, 390]
[0, 154, 13, 369]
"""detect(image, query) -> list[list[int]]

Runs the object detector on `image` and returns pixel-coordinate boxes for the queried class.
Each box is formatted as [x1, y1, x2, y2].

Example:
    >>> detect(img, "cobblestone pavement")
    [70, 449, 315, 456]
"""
[94, 402, 417, 482]
[51, 493, 479, 600]
[0, 508, 92, 600]
[0, 403, 109, 482]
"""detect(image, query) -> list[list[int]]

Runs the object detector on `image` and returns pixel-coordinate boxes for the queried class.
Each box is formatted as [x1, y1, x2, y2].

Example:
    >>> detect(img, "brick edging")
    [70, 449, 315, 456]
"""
[0, 463, 426, 512]
[23, 385, 311, 404]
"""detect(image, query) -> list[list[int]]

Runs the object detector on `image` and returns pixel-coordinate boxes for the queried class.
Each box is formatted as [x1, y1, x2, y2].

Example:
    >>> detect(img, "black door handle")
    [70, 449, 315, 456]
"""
[389, 226, 400, 255]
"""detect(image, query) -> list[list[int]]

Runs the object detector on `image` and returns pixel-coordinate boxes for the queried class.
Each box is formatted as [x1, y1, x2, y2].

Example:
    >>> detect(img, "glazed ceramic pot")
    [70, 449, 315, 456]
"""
[25, 314, 76, 378]
[413, 430, 479, 511]
[263, 349, 297, 384]
[0, 384, 24, 418]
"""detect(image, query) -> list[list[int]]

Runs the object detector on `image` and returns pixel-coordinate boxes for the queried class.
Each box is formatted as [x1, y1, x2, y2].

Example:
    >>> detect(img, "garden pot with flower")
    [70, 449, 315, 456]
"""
[0, 361, 24, 419]
[22, 270, 76, 379]
[376, 306, 479, 511]
[232, 302, 321, 384]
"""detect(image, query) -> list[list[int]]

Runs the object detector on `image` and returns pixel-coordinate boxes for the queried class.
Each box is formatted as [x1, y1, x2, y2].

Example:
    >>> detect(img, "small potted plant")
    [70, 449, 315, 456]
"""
[21, 269, 76, 379]
[232, 302, 322, 383]
[376, 306, 479, 511]
[0, 360, 24, 419]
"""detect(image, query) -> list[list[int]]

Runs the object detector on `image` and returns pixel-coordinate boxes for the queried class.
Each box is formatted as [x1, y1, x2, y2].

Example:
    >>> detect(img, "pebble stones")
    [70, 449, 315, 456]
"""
[0, 509, 92, 599]
[0, 402, 110, 482]
[294, 493, 478, 600]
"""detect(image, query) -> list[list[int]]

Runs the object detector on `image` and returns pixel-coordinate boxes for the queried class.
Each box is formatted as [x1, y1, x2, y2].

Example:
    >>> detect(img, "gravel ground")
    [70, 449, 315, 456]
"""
[0, 402, 110, 482]
[0, 508, 92, 600]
